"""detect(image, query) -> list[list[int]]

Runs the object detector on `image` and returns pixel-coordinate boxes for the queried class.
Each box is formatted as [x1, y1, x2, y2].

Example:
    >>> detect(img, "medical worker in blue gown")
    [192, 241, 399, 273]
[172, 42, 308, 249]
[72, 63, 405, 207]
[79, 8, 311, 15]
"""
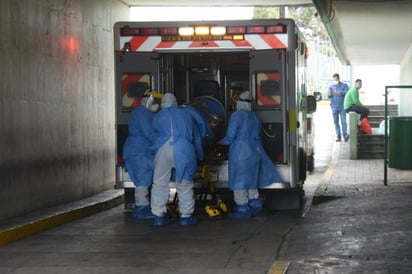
[123, 95, 159, 220]
[150, 93, 203, 227]
[218, 91, 282, 219]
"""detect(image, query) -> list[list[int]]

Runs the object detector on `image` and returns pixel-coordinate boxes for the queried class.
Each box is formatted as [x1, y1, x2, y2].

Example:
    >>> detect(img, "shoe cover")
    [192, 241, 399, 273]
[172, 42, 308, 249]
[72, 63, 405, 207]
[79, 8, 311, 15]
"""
[248, 199, 263, 217]
[179, 215, 198, 226]
[227, 204, 252, 219]
[152, 214, 170, 227]
[132, 205, 155, 220]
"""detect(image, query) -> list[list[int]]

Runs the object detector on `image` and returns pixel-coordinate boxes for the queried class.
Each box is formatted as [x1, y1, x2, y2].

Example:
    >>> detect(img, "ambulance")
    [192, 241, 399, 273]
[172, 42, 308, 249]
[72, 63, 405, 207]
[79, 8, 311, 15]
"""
[113, 19, 316, 210]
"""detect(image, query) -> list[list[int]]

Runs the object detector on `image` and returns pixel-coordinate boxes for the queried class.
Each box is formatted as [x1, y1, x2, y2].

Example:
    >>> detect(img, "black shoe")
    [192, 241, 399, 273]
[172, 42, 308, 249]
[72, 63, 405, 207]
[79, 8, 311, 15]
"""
[336, 138, 341, 142]
[344, 135, 349, 142]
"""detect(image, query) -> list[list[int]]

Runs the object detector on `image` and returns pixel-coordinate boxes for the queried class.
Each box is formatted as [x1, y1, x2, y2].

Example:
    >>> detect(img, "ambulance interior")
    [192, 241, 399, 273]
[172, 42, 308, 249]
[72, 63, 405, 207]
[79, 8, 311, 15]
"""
[157, 52, 285, 165]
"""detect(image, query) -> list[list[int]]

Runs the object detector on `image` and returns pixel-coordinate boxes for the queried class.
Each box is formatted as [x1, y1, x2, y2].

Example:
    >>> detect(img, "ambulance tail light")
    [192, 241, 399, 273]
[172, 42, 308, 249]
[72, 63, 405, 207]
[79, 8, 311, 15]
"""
[266, 25, 287, 33]
[159, 27, 178, 35]
[120, 26, 139, 36]
[118, 156, 124, 164]
[277, 153, 284, 163]
[227, 24, 287, 35]
[140, 28, 159, 35]
[227, 26, 246, 35]
[307, 117, 312, 132]
[246, 26, 265, 34]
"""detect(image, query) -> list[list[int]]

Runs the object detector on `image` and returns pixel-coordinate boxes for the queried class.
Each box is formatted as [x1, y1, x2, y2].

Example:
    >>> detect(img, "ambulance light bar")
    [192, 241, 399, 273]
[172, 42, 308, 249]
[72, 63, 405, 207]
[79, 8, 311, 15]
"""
[179, 26, 226, 36]
[194, 26, 210, 35]
[120, 24, 287, 39]
[246, 26, 265, 34]
[160, 28, 179, 35]
[178, 27, 194, 36]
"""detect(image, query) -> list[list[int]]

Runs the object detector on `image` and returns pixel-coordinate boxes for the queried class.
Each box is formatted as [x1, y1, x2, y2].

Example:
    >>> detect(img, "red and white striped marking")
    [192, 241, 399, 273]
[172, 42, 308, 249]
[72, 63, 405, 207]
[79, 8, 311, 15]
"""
[118, 33, 288, 52]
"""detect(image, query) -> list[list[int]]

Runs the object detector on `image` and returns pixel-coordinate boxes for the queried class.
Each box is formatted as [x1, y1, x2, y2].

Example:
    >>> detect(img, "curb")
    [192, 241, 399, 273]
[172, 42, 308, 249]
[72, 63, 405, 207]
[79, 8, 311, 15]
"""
[312, 141, 341, 204]
[0, 192, 124, 246]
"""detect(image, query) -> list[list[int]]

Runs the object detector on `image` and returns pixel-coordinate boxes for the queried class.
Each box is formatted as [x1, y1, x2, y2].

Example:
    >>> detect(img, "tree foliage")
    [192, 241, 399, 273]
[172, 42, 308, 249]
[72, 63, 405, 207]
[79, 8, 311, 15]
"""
[252, 6, 328, 41]
[252, 6, 341, 98]
[253, 7, 279, 19]
[287, 7, 328, 40]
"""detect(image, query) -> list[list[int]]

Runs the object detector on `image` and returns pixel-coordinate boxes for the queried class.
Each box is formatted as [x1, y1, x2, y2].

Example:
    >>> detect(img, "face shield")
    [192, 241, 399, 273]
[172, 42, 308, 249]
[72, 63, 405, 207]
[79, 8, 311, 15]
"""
[145, 96, 160, 112]
[143, 91, 163, 112]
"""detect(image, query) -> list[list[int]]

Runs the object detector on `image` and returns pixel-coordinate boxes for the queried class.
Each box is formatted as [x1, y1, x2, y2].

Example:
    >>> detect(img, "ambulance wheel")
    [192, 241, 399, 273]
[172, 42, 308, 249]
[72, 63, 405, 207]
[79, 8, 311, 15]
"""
[298, 147, 307, 181]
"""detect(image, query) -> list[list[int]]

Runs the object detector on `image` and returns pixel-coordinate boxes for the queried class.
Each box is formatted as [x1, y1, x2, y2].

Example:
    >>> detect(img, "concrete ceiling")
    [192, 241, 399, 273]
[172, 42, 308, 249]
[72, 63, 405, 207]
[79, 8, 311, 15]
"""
[122, 0, 412, 66]
[122, 0, 313, 6]
[313, 0, 412, 66]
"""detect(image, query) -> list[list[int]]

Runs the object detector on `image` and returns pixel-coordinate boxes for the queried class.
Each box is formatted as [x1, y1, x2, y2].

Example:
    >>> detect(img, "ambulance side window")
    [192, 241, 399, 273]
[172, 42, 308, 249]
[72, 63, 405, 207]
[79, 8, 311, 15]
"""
[121, 73, 152, 111]
[255, 72, 282, 107]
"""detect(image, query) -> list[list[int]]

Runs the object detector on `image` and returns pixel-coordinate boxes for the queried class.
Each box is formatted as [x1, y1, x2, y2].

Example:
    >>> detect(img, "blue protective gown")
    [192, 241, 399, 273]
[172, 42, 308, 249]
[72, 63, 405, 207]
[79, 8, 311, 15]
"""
[180, 106, 207, 139]
[221, 109, 282, 190]
[123, 106, 155, 187]
[150, 105, 202, 183]
[180, 106, 207, 160]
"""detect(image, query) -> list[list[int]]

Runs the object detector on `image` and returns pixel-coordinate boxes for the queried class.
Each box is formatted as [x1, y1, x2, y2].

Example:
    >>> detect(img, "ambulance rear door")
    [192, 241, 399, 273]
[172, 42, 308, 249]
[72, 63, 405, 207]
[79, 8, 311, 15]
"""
[114, 51, 159, 190]
[249, 49, 293, 186]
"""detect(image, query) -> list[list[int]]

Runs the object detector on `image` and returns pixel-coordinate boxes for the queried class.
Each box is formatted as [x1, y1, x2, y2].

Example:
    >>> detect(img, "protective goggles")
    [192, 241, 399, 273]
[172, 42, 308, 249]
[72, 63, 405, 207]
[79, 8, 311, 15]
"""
[238, 97, 252, 103]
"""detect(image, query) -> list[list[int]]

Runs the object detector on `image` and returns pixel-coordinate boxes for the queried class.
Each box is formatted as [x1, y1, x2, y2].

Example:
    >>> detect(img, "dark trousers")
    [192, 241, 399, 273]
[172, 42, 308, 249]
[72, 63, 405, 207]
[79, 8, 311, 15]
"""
[346, 105, 369, 120]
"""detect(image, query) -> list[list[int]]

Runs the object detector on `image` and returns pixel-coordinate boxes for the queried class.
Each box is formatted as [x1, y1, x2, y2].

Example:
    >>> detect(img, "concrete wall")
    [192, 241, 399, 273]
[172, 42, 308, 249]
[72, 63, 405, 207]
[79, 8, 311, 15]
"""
[400, 44, 412, 84]
[400, 44, 412, 115]
[0, 0, 129, 221]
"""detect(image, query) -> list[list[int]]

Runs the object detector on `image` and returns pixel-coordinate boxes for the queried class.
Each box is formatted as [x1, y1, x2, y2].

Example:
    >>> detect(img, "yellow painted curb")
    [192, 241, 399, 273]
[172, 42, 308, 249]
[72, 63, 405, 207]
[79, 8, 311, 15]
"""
[267, 261, 291, 274]
[322, 141, 340, 183]
[0, 195, 123, 246]
[317, 100, 331, 106]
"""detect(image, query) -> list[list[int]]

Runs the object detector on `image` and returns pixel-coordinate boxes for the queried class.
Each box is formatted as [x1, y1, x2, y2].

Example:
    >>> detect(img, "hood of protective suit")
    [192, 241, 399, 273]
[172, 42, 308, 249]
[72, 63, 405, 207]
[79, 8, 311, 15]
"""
[161, 93, 177, 109]
[236, 91, 252, 111]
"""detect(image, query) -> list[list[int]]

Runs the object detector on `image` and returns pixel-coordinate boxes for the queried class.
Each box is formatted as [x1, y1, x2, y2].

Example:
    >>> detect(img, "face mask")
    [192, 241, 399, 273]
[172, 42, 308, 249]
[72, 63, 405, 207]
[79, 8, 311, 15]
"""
[332, 80, 339, 85]
[150, 103, 159, 112]
[355, 84, 362, 89]
[145, 96, 160, 112]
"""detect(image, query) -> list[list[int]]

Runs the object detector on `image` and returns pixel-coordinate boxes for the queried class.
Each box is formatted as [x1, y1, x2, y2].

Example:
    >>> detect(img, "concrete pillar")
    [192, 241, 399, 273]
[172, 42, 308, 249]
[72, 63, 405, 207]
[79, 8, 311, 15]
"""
[0, 0, 129, 221]
[349, 112, 360, 159]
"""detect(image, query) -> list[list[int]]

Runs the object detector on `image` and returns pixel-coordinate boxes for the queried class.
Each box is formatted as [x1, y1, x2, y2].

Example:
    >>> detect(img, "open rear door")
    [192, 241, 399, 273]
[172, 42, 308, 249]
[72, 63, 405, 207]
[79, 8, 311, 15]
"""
[114, 52, 159, 208]
[250, 49, 288, 166]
